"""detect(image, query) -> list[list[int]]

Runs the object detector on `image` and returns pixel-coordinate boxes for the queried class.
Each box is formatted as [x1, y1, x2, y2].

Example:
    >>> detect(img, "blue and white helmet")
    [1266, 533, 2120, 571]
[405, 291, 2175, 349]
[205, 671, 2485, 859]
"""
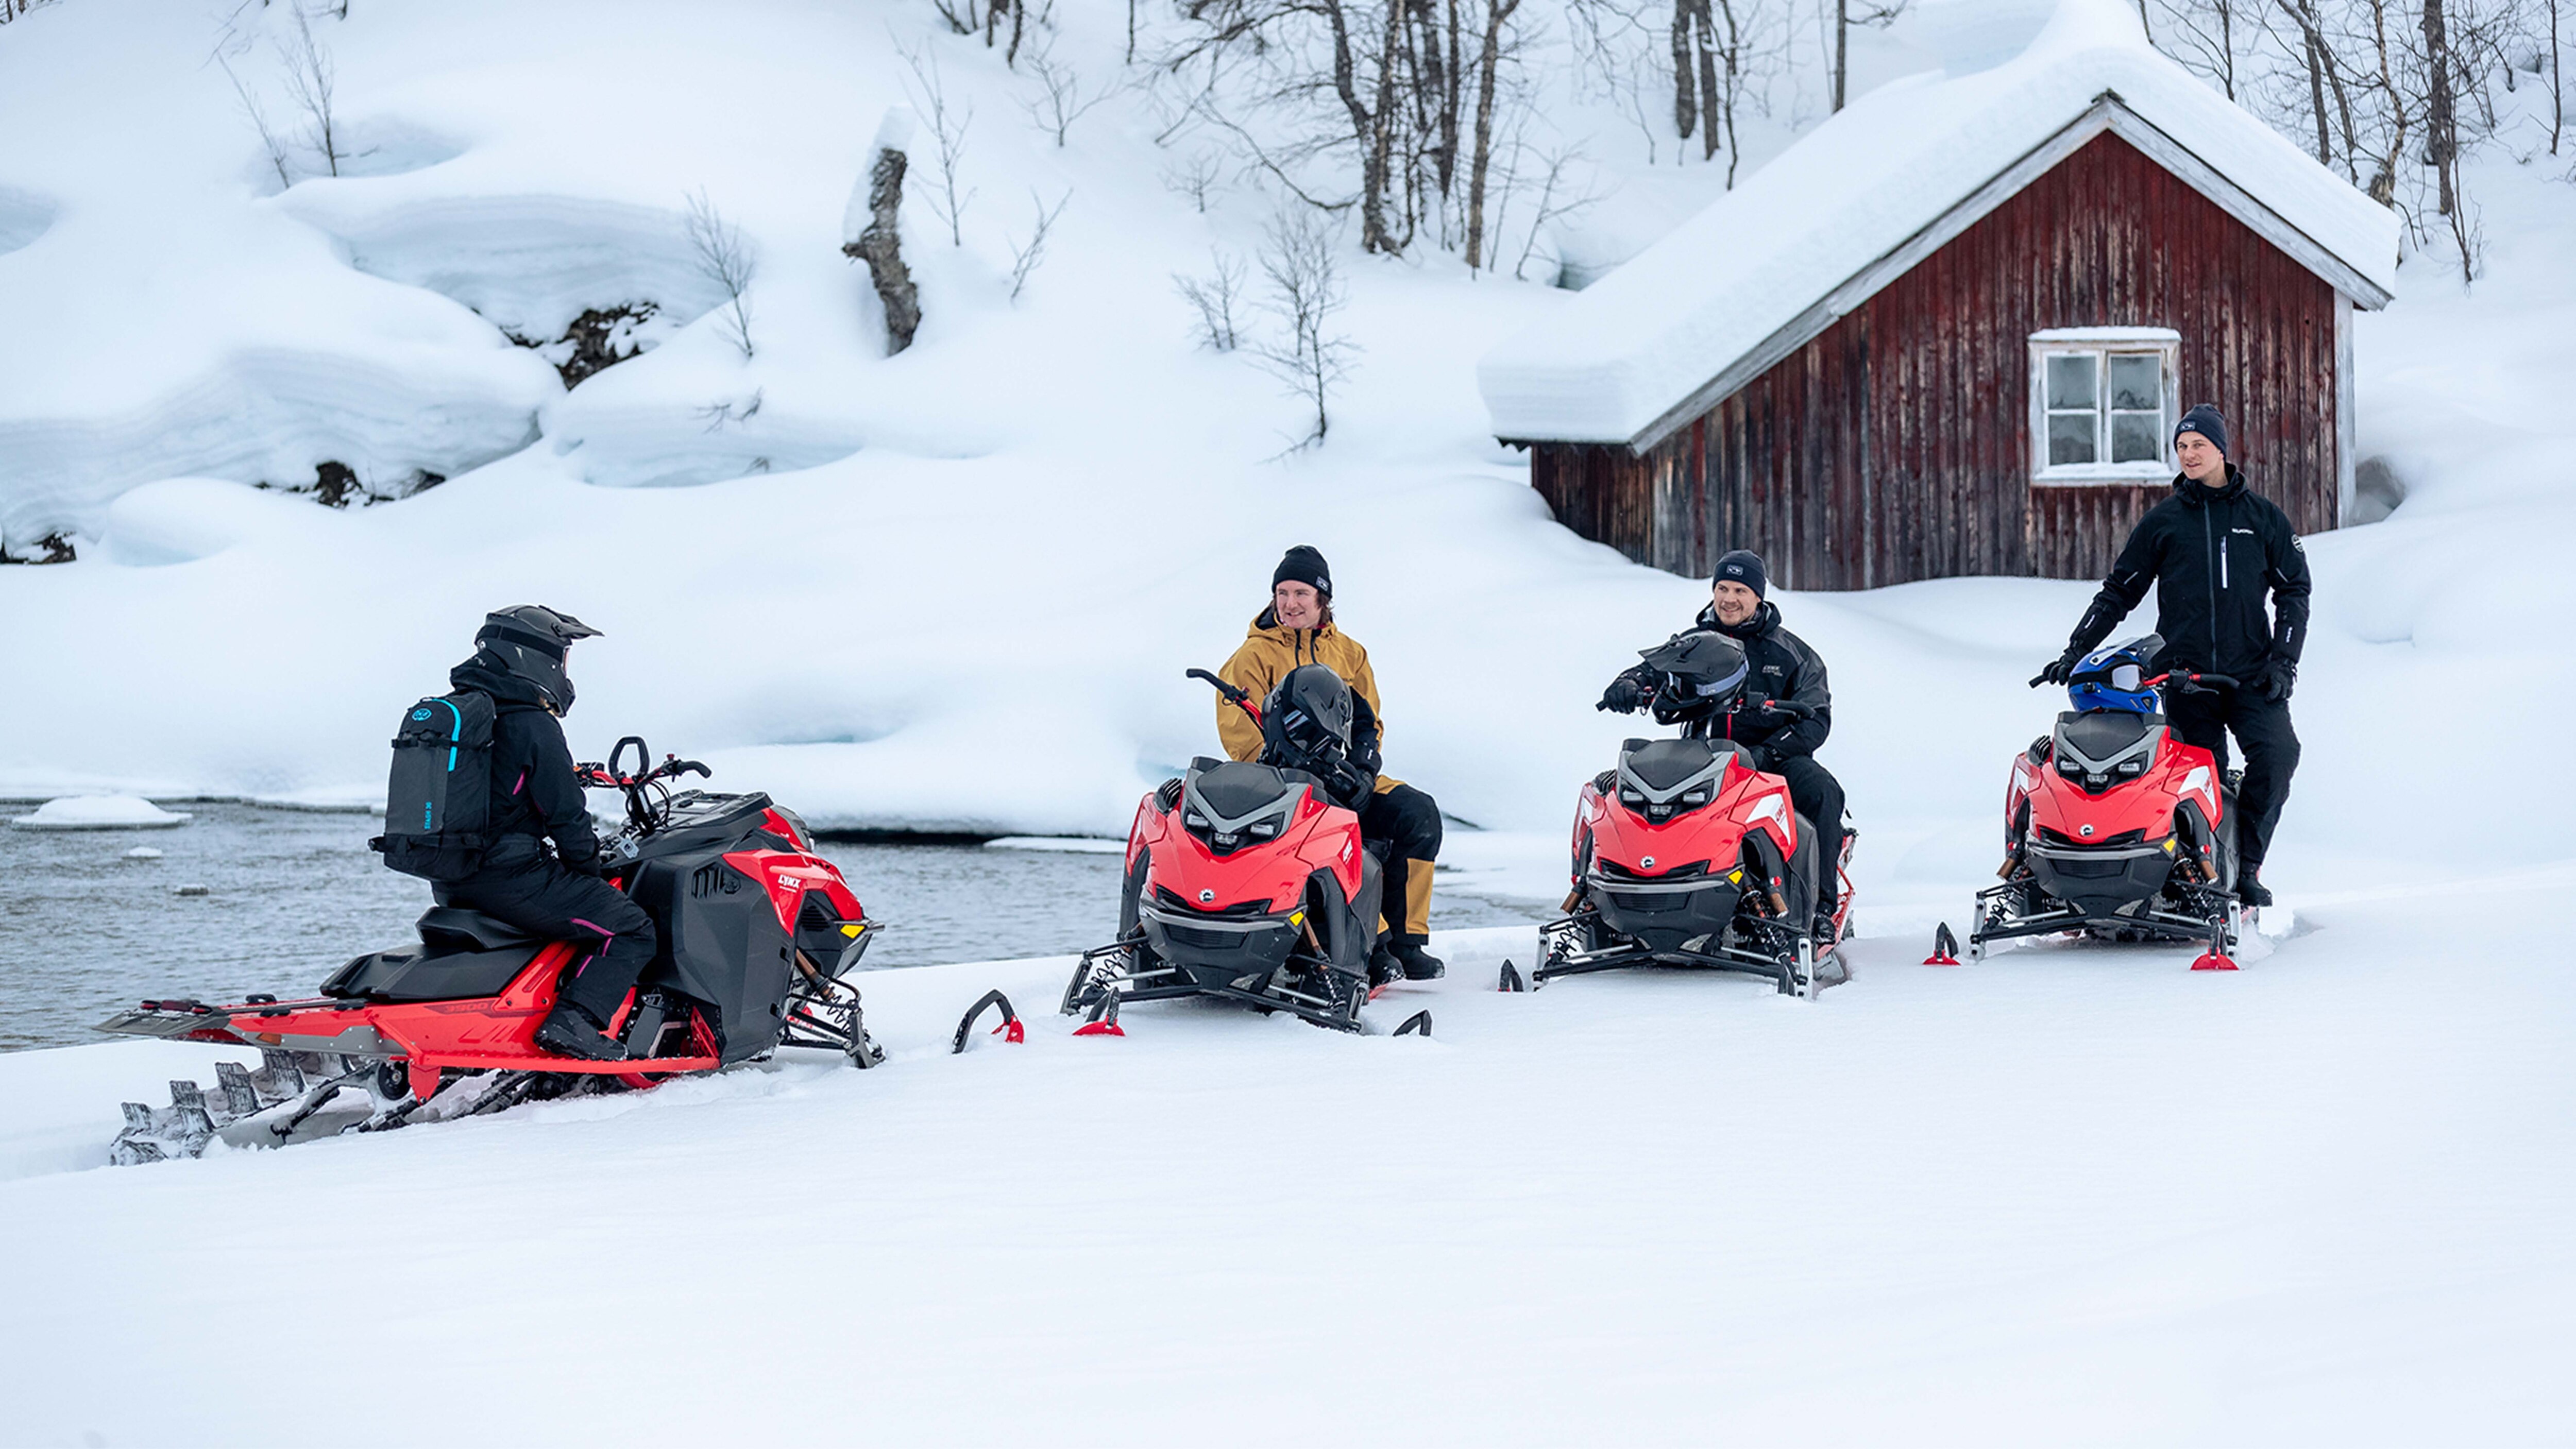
[2067, 634, 2164, 714]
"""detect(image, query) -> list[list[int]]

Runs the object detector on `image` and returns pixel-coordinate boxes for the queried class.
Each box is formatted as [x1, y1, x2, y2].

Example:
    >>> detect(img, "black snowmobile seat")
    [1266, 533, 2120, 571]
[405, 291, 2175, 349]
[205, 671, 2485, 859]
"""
[416, 906, 540, 954]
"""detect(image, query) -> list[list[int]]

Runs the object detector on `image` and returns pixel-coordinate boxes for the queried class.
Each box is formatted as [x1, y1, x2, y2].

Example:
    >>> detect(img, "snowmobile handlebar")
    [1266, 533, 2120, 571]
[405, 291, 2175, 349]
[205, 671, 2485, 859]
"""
[1188, 668, 1263, 725]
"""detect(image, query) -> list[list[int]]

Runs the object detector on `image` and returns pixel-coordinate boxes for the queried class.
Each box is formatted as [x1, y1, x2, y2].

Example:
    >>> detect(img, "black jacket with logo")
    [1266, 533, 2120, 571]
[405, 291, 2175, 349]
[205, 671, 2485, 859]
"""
[1626, 601, 1833, 760]
[449, 654, 603, 872]
[2068, 467, 2312, 677]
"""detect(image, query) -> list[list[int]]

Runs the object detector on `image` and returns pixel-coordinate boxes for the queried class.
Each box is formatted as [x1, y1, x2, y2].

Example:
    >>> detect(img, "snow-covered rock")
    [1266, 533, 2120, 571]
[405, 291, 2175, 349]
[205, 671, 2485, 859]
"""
[9, 795, 192, 830]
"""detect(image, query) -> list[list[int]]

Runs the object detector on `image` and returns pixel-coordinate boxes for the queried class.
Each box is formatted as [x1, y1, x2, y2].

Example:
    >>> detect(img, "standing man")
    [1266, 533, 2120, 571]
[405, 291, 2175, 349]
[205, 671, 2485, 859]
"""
[1218, 545, 1446, 982]
[2035, 404, 2309, 907]
[1598, 549, 1845, 943]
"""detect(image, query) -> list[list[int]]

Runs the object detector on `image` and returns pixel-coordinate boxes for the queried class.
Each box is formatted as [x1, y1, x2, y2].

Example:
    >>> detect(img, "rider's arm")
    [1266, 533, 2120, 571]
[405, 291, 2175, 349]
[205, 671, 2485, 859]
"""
[1214, 643, 1270, 763]
[1762, 645, 1833, 760]
[2066, 514, 2165, 658]
[2263, 508, 2312, 662]
[525, 714, 602, 871]
[1346, 644, 1386, 755]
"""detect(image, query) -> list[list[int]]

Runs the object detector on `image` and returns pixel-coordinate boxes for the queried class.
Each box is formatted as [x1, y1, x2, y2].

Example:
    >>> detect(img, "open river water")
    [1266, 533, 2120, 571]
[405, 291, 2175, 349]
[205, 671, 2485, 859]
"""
[0, 802, 1543, 1050]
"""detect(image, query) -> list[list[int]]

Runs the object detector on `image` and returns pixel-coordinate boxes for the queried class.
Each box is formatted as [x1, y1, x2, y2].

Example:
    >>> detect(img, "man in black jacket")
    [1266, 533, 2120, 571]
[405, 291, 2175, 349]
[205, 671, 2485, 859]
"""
[2036, 404, 2310, 906]
[437, 606, 653, 1060]
[1599, 550, 1846, 940]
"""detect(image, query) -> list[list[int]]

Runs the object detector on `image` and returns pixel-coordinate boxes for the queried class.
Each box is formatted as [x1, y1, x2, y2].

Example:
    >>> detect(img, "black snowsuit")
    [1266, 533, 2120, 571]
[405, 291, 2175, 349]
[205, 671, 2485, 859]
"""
[1618, 602, 1846, 911]
[433, 656, 656, 1026]
[2064, 468, 2311, 872]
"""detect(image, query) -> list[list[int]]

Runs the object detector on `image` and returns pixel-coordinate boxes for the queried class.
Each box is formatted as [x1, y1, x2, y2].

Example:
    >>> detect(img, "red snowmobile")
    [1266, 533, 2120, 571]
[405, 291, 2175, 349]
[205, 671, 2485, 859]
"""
[1053, 668, 1429, 1037]
[1948, 635, 2245, 969]
[1532, 632, 1856, 999]
[97, 740, 884, 1164]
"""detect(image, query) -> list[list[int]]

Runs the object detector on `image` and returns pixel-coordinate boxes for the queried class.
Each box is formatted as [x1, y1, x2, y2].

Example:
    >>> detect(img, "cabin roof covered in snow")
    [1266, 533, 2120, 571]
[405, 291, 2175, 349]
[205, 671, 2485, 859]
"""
[1477, 0, 2402, 449]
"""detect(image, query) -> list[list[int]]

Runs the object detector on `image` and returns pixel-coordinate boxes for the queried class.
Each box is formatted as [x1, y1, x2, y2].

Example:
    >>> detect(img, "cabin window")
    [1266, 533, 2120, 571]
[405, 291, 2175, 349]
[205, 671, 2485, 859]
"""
[2027, 329, 2181, 484]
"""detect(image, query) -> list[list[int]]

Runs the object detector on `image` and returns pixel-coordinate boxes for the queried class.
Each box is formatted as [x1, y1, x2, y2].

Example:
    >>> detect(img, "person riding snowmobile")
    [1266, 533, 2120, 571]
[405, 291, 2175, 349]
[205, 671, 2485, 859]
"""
[2032, 404, 2308, 908]
[1217, 545, 1445, 983]
[433, 606, 653, 1061]
[1597, 550, 1847, 943]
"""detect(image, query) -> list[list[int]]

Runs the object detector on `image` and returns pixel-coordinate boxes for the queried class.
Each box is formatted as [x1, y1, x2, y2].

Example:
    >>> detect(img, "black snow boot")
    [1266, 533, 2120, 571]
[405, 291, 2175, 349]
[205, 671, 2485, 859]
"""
[1391, 936, 1445, 980]
[2237, 870, 2273, 909]
[1810, 909, 1840, 948]
[1366, 942, 1399, 990]
[535, 1002, 624, 1061]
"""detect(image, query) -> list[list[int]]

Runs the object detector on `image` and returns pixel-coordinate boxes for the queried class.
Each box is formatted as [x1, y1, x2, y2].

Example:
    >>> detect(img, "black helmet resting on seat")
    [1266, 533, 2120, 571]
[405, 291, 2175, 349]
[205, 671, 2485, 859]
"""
[472, 605, 601, 715]
[1262, 664, 1355, 764]
[1638, 629, 1750, 709]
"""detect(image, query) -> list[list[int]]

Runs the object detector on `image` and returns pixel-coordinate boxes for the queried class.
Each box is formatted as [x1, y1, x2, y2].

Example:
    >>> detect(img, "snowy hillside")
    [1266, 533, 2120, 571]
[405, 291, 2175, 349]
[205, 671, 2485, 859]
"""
[5, 0, 2576, 1441]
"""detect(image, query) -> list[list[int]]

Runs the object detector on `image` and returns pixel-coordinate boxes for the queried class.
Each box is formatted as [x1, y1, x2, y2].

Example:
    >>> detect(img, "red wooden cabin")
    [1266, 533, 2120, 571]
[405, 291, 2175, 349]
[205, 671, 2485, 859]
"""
[1477, 0, 2397, 590]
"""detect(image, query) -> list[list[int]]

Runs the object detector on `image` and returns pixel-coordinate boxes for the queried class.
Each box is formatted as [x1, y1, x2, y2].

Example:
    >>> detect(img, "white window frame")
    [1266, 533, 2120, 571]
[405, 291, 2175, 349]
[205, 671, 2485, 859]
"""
[2028, 327, 2181, 485]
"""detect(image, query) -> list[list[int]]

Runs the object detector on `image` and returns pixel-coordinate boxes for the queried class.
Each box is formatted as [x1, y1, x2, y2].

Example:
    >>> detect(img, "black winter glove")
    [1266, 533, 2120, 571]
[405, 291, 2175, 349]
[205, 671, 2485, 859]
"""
[1736, 742, 1770, 772]
[2261, 657, 2297, 703]
[2031, 651, 2081, 688]
[1597, 673, 1649, 714]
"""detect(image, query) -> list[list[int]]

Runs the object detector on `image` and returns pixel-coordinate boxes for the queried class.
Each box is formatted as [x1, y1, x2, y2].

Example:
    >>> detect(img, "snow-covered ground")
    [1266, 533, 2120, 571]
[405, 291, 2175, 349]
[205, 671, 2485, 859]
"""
[4, 0, 2574, 1441]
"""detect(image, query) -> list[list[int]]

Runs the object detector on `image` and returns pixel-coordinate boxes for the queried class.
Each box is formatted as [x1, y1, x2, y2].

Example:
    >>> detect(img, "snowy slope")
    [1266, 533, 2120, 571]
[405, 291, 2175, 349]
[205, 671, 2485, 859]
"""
[3, 901, 2572, 1446]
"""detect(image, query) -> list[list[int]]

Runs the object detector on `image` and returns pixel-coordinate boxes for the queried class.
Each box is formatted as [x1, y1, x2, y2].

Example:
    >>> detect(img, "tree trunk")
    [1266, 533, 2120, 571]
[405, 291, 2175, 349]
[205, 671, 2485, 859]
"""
[1673, 0, 1699, 141]
[842, 148, 922, 354]
[2301, 29, 2331, 165]
[2422, 0, 2457, 216]
[1464, 0, 1519, 269]
[1320, 0, 1393, 253]
[1834, 0, 1848, 112]
[1365, 0, 1408, 251]
[1691, 0, 1720, 160]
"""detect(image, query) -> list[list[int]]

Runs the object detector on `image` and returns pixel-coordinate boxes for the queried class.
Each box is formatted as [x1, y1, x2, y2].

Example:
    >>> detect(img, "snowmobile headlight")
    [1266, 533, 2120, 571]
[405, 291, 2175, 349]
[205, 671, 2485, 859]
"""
[1246, 816, 1281, 840]
[1680, 788, 1711, 807]
[1619, 789, 1646, 806]
[1184, 810, 1209, 828]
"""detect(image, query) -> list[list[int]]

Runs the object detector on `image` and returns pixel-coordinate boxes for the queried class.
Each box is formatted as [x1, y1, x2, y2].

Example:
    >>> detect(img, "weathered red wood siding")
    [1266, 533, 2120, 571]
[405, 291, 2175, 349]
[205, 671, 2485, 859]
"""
[1530, 131, 2344, 589]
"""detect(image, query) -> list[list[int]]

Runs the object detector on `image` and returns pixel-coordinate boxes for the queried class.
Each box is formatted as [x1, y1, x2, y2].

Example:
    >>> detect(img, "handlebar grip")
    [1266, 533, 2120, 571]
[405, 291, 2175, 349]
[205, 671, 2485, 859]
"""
[1186, 667, 1250, 704]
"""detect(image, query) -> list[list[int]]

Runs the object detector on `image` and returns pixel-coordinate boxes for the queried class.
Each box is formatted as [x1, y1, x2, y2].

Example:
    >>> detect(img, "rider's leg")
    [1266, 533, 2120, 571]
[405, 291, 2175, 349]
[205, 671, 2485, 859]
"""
[1770, 755, 1846, 914]
[2227, 693, 2301, 887]
[1356, 782, 1444, 976]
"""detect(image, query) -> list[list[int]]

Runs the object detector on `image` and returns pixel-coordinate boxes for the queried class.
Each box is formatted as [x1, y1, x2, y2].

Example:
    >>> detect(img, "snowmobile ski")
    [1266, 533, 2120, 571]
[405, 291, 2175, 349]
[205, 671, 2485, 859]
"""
[952, 990, 1027, 1053]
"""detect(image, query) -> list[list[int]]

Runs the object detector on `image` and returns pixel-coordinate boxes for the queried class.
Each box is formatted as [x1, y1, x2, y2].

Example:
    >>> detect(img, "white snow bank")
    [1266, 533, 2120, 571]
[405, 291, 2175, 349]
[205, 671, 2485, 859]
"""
[9, 796, 192, 830]
[4, 900, 2572, 1443]
[0, 183, 55, 257]
[1478, 0, 2401, 442]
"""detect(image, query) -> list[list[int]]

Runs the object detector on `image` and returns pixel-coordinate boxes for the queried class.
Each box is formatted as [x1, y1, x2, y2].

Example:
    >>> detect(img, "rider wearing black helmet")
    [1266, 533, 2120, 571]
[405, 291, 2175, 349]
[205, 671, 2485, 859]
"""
[438, 606, 653, 1061]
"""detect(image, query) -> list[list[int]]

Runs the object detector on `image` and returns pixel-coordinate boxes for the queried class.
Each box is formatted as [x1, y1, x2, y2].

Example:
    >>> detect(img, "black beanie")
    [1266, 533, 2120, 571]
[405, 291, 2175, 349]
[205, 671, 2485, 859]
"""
[1273, 544, 1332, 598]
[1713, 549, 1768, 600]
[2175, 403, 2229, 457]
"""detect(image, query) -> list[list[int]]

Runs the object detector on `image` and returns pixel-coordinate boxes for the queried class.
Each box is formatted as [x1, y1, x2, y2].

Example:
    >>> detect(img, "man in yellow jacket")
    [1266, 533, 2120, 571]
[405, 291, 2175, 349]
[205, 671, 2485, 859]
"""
[1217, 545, 1445, 981]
